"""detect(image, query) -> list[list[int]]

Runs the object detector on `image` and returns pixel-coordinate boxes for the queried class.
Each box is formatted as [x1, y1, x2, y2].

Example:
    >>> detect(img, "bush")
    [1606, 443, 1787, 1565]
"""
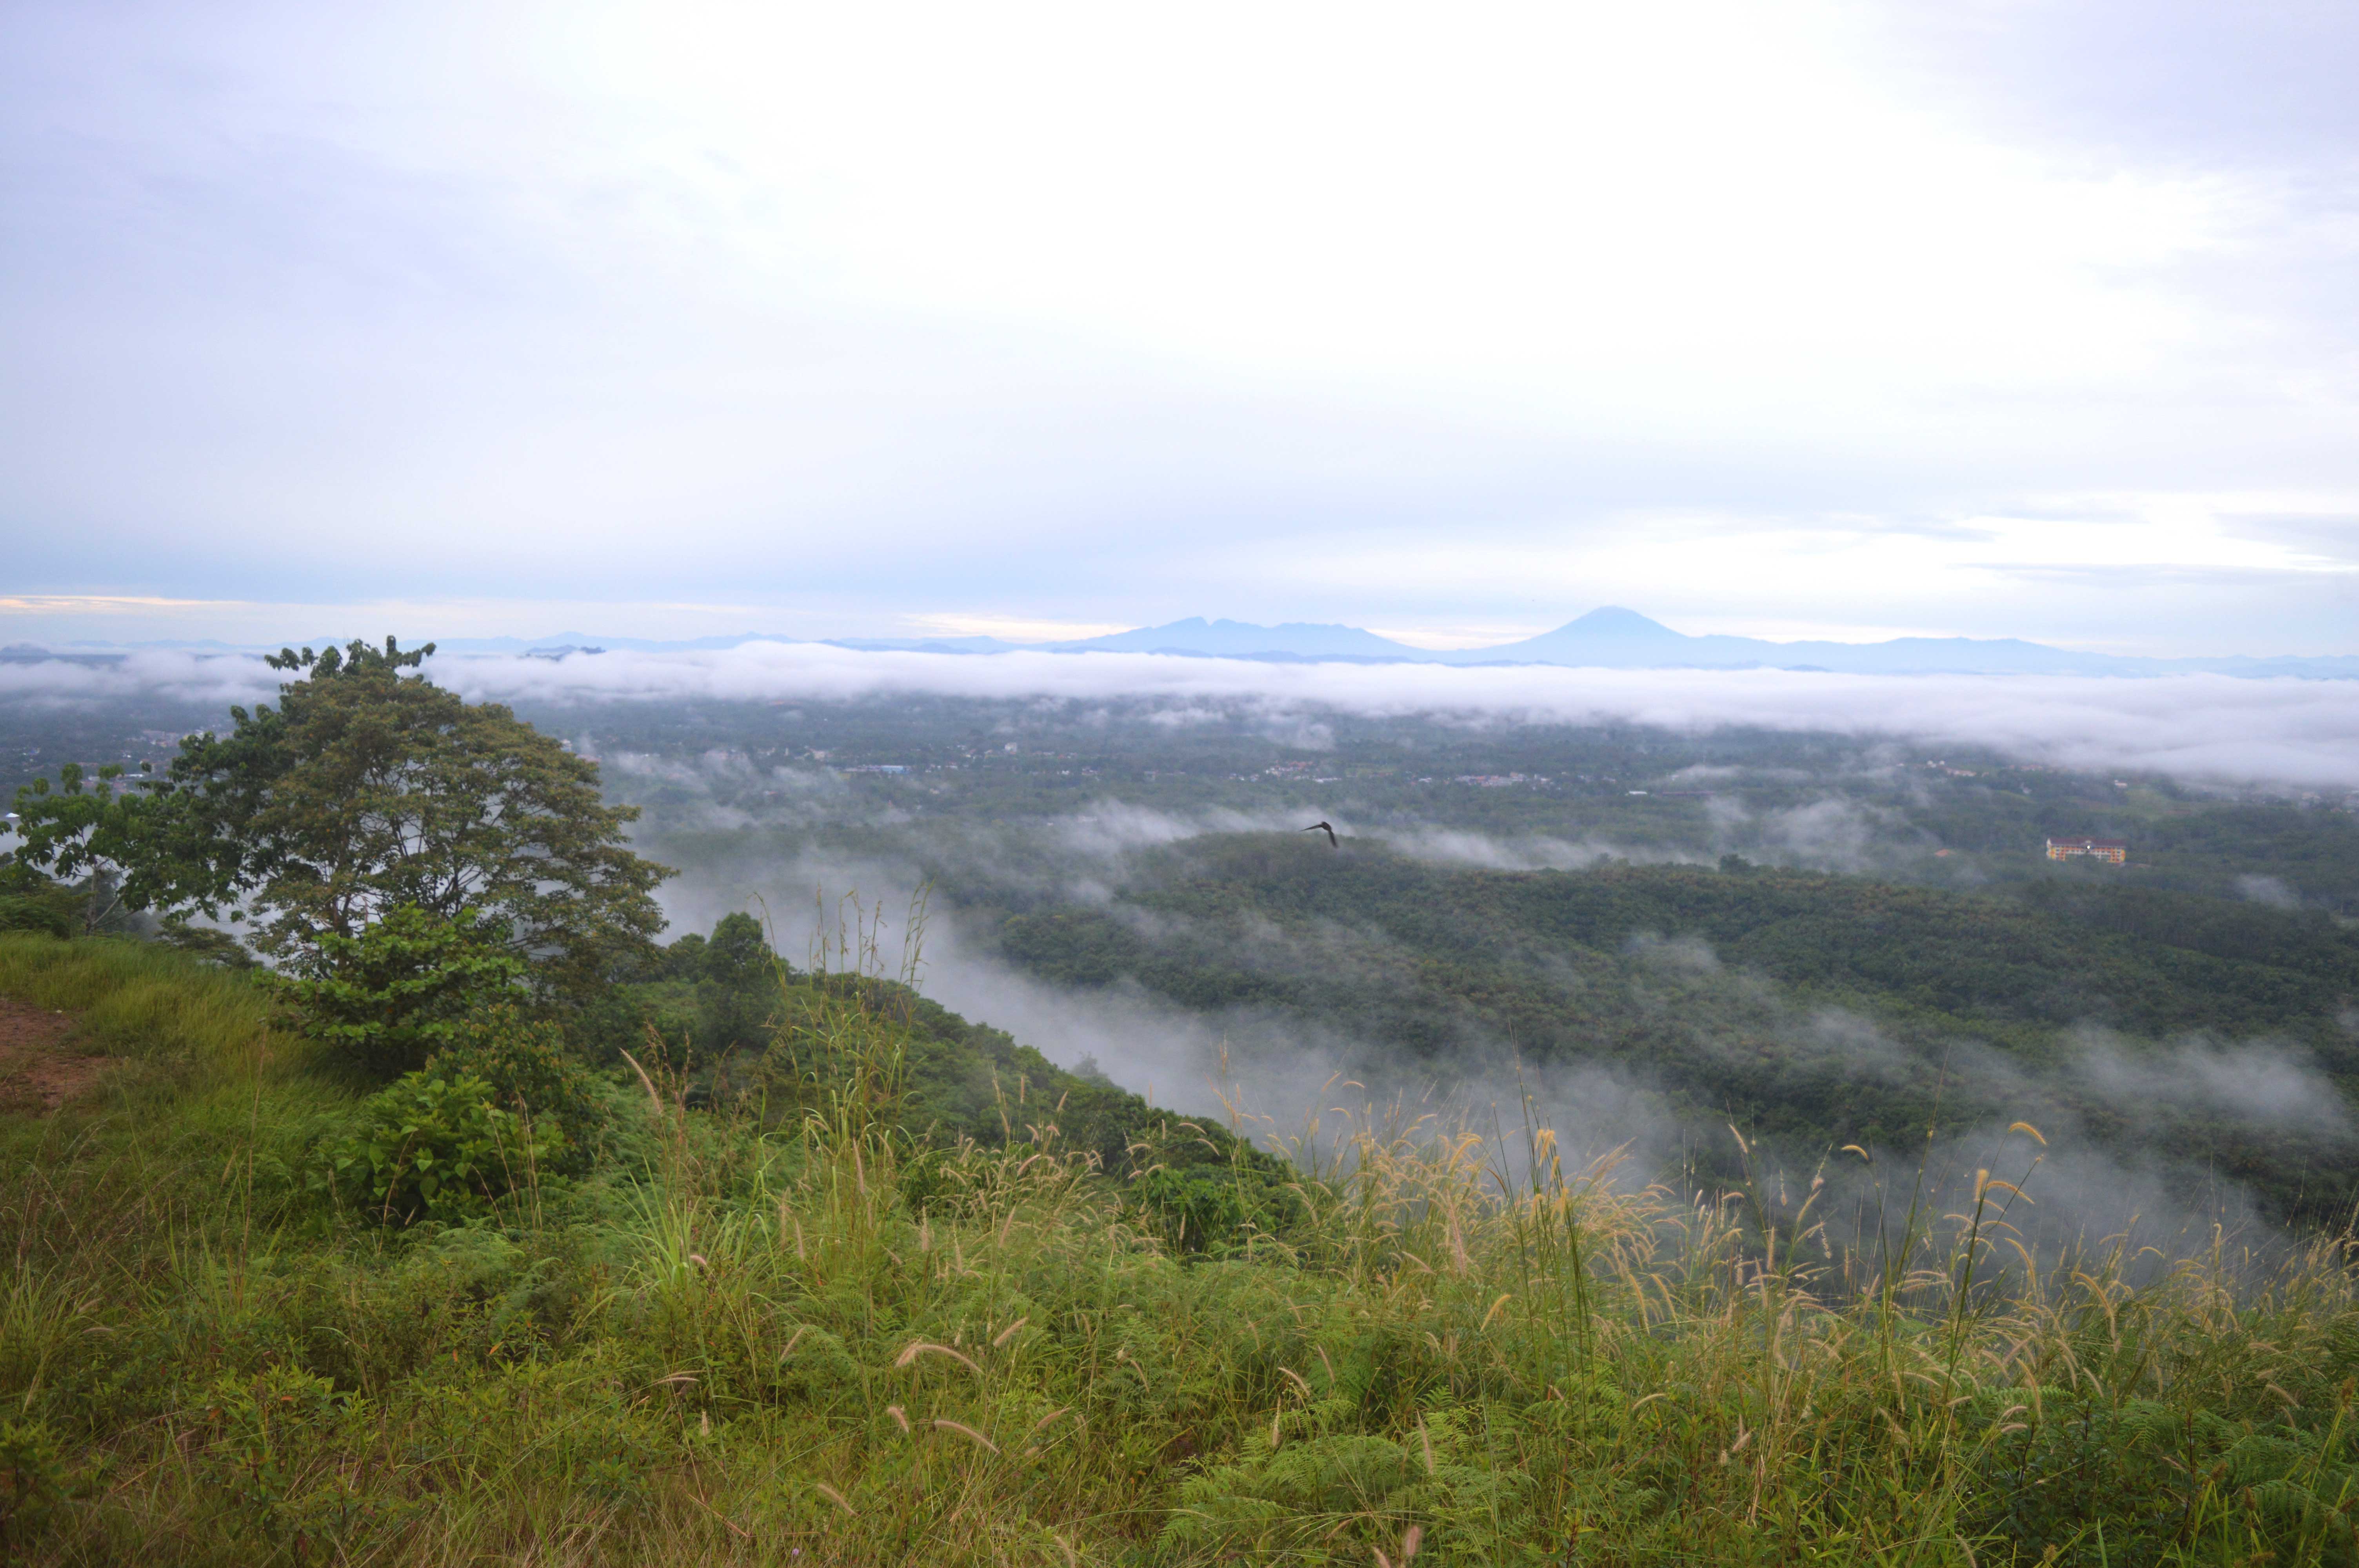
[425, 1002, 611, 1171]
[153, 919, 255, 967]
[0, 895, 70, 941]
[0, 862, 77, 938]
[320, 1071, 555, 1225]
[1132, 1163, 1302, 1254]
[704, 911, 771, 986]
[0, 1419, 65, 1560]
[275, 905, 526, 1077]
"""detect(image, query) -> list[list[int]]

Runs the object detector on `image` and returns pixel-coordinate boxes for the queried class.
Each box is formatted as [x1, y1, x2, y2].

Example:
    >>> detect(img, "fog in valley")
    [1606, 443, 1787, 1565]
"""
[10, 650, 2359, 1263]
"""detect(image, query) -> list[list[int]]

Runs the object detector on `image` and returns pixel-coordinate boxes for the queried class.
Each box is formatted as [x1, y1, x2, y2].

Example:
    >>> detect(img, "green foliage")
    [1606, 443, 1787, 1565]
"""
[0, 1419, 65, 1561]
[2, 760, 172, 935]
[10, 636, 674, 998]
[20, 918, 2359, 1564]
[0, 895, 69, 942]
[703, 911, 770, 986]
[659, 930, 707, 979]
[274, 902, 526, 1077]
[320, 1071, 552, 1224]
[1165, 1403, 1520, 1562]
[194, 1367, 382, 1553]
[152, 917, 256, 967]
[425, 1001, 611, 1169]
[985, 837, 2359, 1218]
[576, 914, 785, 1073]
[1131, 1163, 1304, 1255]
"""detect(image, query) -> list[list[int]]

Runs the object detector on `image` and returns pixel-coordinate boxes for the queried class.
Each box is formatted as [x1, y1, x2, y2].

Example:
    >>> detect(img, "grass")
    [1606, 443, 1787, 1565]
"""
[6, 931, 2359, 1564]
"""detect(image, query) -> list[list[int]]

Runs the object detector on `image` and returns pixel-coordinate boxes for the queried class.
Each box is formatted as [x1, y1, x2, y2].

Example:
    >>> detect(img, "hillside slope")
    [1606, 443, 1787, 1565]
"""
[12, 934, 2359, 1564]
[973, 834, 2359, 1215]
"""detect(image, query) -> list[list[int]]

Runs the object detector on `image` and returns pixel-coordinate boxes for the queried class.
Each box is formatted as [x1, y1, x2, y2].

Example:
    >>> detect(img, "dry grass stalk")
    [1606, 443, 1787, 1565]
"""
[616, 1046, 663, 1114]
[896, 1340, 983, 1375]
[932, 1418, 1000, 1454]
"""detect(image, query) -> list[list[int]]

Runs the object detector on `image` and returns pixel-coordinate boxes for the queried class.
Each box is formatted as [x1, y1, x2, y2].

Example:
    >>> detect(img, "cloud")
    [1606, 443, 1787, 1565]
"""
[2072, 1031, 2353, 1142]
[15, 643, 2359, 792]
[436, 646, 2359, 791]
[1710, 796, 1931, 876]
[0, 651, 277, 708]
[5, 2, 2358, 654]
[2235, 874, 2301, 910]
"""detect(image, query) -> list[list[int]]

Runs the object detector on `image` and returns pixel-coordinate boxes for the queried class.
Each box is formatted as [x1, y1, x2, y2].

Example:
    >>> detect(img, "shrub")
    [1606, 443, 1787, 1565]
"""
[0, 895, 71, 941]
[0, 1419, 65, 1560]
[320, 1071, 554, 1224]
[704, 911, 771, 986]
[275, 905, 525, 1077]
[153, 919, 256, 967]
[1132, 1163, 1302, 1254]
[425, 1002, 611, 1170]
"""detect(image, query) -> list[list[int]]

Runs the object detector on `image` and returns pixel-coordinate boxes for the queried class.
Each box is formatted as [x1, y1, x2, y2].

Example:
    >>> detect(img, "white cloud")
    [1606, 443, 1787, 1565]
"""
[16, 643, 2359, 791]
[413, 645, 2359, 790]
[4, 0, 2356, 650]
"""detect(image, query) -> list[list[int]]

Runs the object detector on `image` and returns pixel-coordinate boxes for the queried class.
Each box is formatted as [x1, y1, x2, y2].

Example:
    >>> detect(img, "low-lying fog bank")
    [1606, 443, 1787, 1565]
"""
[9, 642, 2359, 790]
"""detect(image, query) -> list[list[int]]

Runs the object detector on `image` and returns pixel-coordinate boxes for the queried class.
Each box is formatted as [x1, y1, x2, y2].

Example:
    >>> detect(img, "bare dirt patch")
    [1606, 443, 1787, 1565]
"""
[0, 997, 120, 1112]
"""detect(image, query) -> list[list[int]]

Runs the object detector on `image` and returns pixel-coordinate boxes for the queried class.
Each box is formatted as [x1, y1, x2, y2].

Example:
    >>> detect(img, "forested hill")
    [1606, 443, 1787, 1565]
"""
[972, 833, 2359, 1216]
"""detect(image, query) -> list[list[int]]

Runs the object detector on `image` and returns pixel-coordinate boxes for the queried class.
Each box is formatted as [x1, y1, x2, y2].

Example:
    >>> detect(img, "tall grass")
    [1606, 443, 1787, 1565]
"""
[0, 933, 279, 1067]
[5, 935, 2359, 1564]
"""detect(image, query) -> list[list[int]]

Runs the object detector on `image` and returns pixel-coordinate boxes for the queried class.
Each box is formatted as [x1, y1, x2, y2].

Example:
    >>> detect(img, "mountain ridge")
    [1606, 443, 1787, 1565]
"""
[36, 608, 2359, 677]
[1046, 607, 2359, 677]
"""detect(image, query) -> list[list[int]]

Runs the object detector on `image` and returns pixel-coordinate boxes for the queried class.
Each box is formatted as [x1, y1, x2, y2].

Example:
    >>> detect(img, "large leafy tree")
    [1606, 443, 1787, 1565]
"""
[9, 637, 671, 995]
[2, 762, 156, 934]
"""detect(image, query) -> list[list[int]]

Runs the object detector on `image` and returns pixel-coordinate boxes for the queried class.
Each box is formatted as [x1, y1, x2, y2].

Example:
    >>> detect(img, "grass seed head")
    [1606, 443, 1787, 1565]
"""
[932, 1418, 1000, 1454]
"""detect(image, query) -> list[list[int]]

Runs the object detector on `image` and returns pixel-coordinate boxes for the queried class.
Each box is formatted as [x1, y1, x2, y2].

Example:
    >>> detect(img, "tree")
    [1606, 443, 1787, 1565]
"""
[9, 637, 672, 995]
[276, 903, 529, 1075]
[2, 763, 162, 935]
[705, 911, 772, 987]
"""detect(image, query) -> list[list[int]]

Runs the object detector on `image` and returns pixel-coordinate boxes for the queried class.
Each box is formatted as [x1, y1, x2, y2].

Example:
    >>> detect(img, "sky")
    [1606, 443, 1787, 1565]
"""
[3, 0, 2356, 654]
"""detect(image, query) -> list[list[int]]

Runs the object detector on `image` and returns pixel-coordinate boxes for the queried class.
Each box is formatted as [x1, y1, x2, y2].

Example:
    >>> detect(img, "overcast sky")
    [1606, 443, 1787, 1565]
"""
[4, 0, 2355, 653]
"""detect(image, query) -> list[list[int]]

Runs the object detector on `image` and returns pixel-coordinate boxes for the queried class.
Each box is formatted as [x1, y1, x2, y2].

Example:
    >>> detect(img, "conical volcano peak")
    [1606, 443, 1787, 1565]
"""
[1562, 607, 1683, 638]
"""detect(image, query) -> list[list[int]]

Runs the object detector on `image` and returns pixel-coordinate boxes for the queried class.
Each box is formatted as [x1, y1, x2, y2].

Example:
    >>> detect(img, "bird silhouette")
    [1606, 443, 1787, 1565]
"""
[1302, 821, 1337, 848]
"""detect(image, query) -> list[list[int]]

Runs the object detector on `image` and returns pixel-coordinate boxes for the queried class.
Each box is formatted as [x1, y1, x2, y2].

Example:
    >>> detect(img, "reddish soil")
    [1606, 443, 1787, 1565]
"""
[0, 998, 117, 1112]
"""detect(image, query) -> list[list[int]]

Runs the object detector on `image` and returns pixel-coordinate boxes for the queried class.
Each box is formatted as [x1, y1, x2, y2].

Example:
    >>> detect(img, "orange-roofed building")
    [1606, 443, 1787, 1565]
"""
[2045, 836, 2126, 863]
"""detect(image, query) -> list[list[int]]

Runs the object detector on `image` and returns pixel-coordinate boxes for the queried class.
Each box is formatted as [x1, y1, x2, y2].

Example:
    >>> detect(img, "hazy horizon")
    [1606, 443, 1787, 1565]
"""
[5, 1, 2355, 654]
[11, 602, 2359, 663]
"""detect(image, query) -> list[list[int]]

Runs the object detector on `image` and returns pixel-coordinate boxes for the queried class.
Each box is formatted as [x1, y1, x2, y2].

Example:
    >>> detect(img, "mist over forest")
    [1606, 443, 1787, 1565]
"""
[20, 657, 2356, 1245]
[15, 650, 2359, 1560]
[13, 0, 2359, 1549]
[545, 683, 2359, 1237]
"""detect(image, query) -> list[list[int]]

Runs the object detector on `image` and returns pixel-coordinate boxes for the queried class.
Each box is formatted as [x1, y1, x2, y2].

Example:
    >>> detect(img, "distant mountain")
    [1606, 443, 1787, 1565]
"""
[1047, 617, 1425, 659]
[42, 612, 2355, 676]
[1429, 607, 2135, 674]
[1039, 608, 2359, 677]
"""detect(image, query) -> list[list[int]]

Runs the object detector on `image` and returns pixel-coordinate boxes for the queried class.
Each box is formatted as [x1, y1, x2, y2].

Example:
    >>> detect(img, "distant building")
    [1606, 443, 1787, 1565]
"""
[2045, 836, 2127, 863]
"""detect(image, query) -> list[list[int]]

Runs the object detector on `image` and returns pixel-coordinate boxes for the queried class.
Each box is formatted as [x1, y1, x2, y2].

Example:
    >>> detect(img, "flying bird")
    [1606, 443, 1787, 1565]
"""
[1302, 821, 1336, 847]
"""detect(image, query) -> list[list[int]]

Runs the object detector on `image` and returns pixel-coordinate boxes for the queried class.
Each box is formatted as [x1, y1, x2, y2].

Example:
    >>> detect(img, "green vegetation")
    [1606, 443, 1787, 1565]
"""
[9, 660, 2359, 1561]
[11, 935, 2359, 1563]
[978, 833, 2359, 1220]
[8, 637, 670, 994]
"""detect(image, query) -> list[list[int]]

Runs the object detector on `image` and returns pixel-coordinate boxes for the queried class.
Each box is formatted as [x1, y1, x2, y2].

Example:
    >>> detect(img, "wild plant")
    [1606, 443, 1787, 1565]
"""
[12, 931, 2359, 1564]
